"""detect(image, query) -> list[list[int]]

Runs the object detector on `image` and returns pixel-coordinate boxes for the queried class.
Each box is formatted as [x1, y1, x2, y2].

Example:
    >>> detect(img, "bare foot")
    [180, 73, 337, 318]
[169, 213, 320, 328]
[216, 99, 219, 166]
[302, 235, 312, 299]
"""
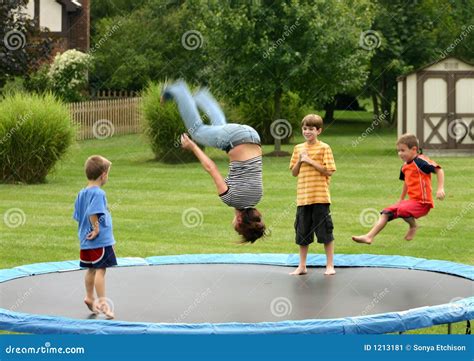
[94, 299, 114, 319]
[404, 226, 417, 240]
[352, 235, 372, 244]
[84, 298, 98, 314]
[289, 266, 307, 275]
[324, 267, 336, 275]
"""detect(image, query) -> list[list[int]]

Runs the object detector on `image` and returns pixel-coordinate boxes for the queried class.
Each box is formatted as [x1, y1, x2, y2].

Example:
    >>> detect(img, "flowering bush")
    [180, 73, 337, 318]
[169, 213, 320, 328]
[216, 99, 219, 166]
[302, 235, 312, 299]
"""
[48, 49, 93, 102]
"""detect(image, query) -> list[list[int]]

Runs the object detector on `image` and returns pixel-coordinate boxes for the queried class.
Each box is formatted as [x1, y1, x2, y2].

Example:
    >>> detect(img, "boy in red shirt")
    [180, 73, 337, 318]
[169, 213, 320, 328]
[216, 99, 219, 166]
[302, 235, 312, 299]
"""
[352, 133, 445, 244]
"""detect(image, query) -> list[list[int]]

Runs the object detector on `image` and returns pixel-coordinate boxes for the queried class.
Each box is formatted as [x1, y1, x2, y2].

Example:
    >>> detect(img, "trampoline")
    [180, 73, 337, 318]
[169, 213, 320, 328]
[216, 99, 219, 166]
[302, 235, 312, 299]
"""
[1, 254, 473, 334]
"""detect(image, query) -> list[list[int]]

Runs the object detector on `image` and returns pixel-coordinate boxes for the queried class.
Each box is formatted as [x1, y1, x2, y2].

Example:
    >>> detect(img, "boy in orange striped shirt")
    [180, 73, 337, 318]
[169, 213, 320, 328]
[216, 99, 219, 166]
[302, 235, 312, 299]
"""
[289, 114, 337, 276]
[352, 133, 445, 244]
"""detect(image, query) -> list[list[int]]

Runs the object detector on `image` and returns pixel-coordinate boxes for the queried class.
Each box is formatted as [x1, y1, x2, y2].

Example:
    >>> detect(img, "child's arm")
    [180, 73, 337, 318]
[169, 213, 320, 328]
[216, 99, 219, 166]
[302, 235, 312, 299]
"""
[291, 152, 304, 177]
[300, 153, 335, 176]
[435, 168, 445, 200]
[180, 134, 227, 194]
[400, 182, 408, 201]
[86, 214, 100, 240]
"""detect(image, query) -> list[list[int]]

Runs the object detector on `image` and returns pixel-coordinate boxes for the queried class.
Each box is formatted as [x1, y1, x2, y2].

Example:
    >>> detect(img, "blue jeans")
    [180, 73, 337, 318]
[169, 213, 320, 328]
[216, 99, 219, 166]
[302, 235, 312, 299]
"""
[164, 81, 261, 151]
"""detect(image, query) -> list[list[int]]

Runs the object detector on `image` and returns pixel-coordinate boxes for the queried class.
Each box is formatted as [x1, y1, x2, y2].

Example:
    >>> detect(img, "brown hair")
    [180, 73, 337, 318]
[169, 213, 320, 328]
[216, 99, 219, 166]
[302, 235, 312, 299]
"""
[234, 208, 266, 244]
[397, 133, 419, 150]
[85, 155, 112, 180]
[301, 114, 323, 129]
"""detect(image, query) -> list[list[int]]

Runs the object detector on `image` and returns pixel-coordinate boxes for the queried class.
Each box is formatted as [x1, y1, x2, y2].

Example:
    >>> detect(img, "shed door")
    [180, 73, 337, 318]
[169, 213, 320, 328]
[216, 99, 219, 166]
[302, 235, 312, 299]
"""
[419, 72, 474, 150]
[453, 74, 474, 149]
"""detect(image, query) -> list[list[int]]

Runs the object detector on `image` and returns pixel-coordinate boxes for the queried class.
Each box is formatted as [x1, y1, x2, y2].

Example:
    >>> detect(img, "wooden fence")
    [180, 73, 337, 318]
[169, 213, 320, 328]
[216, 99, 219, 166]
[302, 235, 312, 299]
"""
[69, 97, 143, 140]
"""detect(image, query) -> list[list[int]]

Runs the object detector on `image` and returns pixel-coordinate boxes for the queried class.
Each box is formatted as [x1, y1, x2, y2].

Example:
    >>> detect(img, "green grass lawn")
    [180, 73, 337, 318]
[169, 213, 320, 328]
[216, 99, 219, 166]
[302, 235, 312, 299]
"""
[0, 113, 472, 334]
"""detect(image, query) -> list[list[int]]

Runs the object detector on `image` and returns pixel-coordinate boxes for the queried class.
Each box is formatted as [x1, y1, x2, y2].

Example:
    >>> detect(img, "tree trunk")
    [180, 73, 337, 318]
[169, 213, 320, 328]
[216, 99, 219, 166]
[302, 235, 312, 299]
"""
[273, 88, 282, 152]
[372, 93, 380, 120]
[324, 99, 336, 123]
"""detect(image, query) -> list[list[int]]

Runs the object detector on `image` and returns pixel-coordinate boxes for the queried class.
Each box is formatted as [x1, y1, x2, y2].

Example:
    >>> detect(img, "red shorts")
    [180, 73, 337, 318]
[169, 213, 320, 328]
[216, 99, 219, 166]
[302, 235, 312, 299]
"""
[80, 246, 117, 268]
[382, 200, 432, 221]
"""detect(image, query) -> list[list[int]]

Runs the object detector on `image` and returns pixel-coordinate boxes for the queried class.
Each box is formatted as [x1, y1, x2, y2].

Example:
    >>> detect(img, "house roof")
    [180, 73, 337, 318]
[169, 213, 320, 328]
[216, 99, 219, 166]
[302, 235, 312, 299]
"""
[397, 56, 474, 81]
[56, 0, 82, 12]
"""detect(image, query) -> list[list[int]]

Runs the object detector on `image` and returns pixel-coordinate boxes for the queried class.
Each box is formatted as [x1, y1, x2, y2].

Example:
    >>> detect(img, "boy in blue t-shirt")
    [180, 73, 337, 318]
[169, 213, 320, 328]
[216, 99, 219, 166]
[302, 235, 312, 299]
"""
[73, 155, 116, 319]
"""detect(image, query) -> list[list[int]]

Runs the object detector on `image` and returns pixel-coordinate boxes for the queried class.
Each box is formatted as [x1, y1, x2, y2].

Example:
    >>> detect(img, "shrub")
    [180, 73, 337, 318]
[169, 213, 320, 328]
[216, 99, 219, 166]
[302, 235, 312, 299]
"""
[142, 82, 201, 163]
[237, 91, 307, 144]
[48, 49, 93, 102]
[0, 93, 75, 183]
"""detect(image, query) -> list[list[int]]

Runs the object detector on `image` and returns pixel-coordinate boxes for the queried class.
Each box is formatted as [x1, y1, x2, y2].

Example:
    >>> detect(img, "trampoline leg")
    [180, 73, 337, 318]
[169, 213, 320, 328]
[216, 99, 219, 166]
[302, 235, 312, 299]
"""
[447, 323, 452, 334]
[398, 331, 404, 335]
[466, 320, 471, 335]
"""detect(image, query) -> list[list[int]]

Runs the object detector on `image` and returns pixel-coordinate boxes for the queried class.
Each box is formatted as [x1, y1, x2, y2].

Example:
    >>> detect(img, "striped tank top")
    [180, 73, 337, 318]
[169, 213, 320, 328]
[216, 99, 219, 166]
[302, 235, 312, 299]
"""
[219, 156, 263, 209]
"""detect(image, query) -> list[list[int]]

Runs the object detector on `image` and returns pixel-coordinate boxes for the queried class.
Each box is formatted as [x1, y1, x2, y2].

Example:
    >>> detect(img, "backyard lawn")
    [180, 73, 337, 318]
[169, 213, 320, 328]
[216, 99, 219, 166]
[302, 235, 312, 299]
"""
[1, 112, 472, 334]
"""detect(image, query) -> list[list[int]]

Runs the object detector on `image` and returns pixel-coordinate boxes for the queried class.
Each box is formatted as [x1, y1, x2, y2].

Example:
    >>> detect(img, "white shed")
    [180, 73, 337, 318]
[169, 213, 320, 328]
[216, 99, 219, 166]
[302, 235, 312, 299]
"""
[397, 57, 474, 155]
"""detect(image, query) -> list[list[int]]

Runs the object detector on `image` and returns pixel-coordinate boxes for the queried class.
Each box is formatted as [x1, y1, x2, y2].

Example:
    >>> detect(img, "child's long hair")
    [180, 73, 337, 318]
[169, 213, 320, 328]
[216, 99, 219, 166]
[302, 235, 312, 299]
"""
[234, 208, 266, 244]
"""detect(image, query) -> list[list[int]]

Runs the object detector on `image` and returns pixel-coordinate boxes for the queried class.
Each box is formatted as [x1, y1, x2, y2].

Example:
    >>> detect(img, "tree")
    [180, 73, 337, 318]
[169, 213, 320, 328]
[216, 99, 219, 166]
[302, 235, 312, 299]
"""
[0, 0, 53, 88]
[204, 0, 375, 144]
[90, 0, 208, 91]
[364, 0, 473, 124]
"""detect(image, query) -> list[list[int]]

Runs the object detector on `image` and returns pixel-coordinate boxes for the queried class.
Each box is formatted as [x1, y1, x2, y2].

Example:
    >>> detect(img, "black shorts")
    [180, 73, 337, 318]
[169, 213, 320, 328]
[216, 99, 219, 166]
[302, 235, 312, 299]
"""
[294, 204, 334, 246]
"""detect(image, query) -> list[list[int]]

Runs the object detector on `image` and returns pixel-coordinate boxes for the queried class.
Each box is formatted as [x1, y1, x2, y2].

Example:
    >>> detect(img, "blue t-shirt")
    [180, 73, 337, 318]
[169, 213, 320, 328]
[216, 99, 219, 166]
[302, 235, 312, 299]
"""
[73, 186, 115, 250]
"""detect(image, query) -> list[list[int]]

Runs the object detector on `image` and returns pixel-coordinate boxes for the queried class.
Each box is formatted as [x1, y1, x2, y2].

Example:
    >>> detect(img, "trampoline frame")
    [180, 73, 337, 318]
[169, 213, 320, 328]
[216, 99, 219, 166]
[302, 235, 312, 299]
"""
[1, 253, 473, 334]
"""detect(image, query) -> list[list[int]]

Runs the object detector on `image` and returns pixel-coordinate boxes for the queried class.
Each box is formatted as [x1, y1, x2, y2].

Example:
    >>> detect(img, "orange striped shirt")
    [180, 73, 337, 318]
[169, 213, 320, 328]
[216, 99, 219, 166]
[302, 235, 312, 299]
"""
[289, 141, 336, 206]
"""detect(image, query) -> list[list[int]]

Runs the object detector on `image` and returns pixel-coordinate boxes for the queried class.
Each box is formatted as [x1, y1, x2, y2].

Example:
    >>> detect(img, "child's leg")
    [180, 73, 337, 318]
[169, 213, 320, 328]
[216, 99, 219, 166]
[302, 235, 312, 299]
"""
[84, 269, 97, 313]
[402, 217, 417, 240]
[193, 88, 227, 126]
[290, 245, 309, 275]
[164, 81, 226, 148]
[324, 241, 336, 275]
[352, 213, 390, 244]
[94, 268, 114, 319]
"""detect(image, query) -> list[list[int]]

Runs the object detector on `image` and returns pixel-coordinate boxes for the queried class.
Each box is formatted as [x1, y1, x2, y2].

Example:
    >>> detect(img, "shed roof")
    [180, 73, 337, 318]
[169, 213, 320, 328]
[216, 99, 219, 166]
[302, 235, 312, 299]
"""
[397, 56, 474, 81]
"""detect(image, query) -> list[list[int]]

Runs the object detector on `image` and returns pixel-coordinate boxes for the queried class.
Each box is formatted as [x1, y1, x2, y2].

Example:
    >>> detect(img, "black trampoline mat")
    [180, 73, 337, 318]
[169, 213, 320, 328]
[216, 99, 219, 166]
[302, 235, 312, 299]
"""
[1, 264, 473, 323]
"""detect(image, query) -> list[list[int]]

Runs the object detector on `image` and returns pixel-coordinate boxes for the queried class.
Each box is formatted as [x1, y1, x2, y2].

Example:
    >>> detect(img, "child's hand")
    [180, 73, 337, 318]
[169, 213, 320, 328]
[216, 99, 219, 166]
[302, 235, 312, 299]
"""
[436, 188, 445, 200]
[86, 229, 99, 240]
[180, 133, 195, 150]
[300, 151, 311, 164]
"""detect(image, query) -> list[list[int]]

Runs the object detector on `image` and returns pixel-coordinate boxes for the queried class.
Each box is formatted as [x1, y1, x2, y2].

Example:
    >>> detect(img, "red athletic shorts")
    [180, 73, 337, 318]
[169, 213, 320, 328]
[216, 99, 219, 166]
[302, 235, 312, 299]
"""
[382, 200, 432, 221]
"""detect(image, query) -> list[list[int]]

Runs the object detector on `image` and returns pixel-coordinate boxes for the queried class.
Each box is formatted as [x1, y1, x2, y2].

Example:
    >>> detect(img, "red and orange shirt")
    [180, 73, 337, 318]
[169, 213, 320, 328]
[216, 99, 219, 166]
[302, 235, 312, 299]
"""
[400, 155, 441, 208]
